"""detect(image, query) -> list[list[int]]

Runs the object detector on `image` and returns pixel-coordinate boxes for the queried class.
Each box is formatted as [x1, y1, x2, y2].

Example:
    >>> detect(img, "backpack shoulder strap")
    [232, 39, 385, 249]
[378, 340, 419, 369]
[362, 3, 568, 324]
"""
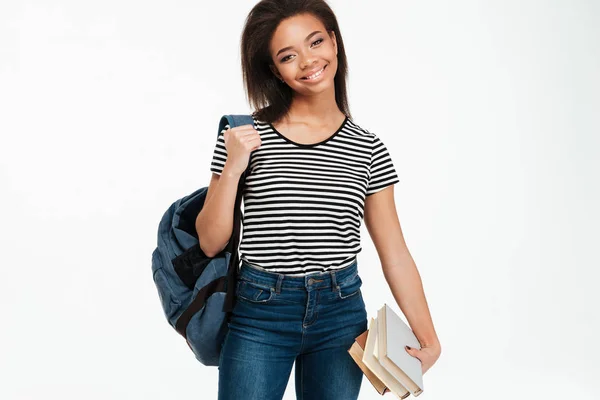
[218, 114, 254, 137]
[215, 114, 255, 314]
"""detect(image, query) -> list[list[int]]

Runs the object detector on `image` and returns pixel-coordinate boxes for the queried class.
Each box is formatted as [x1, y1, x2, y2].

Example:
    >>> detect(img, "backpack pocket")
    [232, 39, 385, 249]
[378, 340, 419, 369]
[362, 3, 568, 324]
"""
[152, 250, 182, 321]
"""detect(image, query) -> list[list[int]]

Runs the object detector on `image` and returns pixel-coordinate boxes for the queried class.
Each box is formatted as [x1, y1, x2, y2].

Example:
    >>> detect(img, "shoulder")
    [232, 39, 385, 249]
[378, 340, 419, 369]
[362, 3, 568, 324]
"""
[252, 115, 268, 129]
[343, 117, 379, 149]
[345, 117, 373, 136]
[345, 118, 386, 152]
[344, 118, 397, 162]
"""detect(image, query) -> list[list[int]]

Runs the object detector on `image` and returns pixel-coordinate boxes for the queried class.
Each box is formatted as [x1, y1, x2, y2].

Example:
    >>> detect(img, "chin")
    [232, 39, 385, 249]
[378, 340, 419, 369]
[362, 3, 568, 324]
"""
[294, 81, 334, 96]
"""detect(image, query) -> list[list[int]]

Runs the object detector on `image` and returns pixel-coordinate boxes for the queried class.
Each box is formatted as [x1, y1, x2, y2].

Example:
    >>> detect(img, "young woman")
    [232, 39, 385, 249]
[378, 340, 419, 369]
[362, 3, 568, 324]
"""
[196, 1, 441, 398]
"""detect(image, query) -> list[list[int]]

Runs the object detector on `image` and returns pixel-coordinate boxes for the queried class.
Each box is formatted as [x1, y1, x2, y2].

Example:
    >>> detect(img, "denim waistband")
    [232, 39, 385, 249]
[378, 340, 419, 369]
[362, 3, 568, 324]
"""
[238, 259, 359, 293]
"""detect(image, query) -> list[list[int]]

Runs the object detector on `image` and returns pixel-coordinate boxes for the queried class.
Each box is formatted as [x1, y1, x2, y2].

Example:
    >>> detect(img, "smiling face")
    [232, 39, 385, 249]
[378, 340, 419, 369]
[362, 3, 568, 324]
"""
[269, 13, 338, 96]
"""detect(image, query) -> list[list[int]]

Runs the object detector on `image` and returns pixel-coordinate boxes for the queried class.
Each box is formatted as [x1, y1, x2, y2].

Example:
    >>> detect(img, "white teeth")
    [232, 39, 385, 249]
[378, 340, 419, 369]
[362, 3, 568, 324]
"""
[303, 66, 325, 80]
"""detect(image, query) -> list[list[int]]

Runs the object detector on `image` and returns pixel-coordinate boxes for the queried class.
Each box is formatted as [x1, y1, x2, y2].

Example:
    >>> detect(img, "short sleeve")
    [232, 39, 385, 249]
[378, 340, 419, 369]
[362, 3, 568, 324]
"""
[210, 124, 229, 175]
[366, 133, 400, 196]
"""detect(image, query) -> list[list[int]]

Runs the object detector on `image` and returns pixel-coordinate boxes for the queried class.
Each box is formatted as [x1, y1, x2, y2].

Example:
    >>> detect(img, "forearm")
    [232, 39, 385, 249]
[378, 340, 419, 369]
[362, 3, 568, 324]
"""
[382, 254, 441, 349]
[195, 165, 241, 257]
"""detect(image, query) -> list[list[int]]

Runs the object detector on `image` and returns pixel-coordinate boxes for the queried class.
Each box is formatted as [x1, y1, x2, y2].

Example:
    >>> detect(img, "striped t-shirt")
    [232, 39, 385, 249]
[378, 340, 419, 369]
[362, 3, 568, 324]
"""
[210, 115, 399, 276]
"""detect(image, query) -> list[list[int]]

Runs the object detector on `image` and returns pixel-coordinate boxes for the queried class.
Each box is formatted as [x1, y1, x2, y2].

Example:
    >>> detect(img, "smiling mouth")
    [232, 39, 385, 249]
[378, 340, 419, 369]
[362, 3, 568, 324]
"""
[301, 64, 328, 80]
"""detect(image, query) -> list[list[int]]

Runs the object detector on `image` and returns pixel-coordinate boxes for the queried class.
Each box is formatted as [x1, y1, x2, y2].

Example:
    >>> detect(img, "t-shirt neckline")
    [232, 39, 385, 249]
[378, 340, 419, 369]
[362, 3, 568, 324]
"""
[267, 116, 348, 148]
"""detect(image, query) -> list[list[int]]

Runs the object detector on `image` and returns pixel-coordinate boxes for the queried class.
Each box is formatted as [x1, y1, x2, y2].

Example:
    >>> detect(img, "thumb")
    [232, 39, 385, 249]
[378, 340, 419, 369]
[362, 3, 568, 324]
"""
[405, 346, 422, 363]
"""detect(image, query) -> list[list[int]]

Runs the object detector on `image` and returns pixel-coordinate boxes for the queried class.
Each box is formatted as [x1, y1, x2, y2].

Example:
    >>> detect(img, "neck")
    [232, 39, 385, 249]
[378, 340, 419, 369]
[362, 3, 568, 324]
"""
[284, 85, 343, 125]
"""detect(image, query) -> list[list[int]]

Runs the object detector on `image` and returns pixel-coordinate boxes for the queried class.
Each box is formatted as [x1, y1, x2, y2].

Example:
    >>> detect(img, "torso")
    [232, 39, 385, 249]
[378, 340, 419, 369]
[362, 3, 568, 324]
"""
[210, 114, 400, 275]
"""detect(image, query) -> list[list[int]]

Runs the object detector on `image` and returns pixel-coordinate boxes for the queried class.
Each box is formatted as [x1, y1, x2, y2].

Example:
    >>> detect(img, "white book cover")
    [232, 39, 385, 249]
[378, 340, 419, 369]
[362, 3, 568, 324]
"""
[378, 304, 424, 394]
[362, 318, 410, 399]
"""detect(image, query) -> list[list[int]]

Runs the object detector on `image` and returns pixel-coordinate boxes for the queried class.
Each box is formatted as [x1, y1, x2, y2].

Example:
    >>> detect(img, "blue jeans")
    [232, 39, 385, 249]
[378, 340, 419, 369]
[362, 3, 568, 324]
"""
[218, 259, 368, 400]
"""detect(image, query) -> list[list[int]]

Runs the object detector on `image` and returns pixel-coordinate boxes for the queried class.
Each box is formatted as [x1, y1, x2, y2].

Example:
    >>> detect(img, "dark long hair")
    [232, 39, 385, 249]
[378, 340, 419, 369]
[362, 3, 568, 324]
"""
[241, 0, 352, 123]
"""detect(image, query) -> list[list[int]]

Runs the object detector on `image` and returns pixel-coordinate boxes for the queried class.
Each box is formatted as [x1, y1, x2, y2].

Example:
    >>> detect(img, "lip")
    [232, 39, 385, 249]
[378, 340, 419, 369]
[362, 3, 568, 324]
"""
[300, 64, 328, 82]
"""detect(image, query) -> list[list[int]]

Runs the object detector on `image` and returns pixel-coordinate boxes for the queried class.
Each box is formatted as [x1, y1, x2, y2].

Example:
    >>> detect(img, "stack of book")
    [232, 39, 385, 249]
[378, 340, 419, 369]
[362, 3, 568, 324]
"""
[347, 304, 424, 398]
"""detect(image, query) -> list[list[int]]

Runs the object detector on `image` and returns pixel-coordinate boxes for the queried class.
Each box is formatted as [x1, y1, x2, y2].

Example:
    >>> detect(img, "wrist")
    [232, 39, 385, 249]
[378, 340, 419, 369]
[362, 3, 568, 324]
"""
[421, 340, 441, 350]
[222, 165, 242, 179]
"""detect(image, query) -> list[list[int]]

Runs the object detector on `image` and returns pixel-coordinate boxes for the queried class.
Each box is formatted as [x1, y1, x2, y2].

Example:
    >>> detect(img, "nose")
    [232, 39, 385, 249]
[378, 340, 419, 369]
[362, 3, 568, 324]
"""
[299, 53, 318, 70]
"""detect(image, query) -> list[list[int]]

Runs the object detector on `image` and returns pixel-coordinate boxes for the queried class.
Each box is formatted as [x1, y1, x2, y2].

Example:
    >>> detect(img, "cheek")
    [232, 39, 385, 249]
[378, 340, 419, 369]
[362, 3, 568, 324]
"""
[281, 63, 299, 77]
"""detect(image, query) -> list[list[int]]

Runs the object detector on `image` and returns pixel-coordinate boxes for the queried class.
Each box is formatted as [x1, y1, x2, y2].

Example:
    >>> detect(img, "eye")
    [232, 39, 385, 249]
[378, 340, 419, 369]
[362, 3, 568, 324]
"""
[279, 38, 325, 63]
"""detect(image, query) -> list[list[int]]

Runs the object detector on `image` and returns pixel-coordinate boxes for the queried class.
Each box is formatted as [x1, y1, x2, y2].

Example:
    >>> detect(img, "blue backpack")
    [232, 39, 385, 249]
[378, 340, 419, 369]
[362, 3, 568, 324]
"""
[151, 114, 253, 366]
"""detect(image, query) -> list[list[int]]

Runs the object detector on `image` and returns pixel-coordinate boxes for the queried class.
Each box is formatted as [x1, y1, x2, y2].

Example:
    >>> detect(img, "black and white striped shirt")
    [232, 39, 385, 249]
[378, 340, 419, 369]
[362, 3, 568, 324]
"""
[210, 115, 399, 276]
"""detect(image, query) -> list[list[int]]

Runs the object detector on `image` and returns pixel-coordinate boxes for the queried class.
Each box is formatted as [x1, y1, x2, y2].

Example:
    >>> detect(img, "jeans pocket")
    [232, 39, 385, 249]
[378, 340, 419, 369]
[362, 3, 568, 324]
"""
[236, 279, 274, 304]
[336, 273, 363, 300]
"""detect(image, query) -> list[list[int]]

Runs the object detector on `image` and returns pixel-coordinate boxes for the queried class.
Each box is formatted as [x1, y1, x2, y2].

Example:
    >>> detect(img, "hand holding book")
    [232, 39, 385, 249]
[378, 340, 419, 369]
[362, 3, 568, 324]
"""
[405, 342, 441, 375]
[347, 304, 439, 397]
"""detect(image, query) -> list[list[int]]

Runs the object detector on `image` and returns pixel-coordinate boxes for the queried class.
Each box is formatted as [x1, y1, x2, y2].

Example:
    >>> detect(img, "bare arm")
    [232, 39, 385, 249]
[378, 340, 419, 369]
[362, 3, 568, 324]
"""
[195, 165, 242, 257]
[364, 185, 441, 373]
[196, 122, 261, 257]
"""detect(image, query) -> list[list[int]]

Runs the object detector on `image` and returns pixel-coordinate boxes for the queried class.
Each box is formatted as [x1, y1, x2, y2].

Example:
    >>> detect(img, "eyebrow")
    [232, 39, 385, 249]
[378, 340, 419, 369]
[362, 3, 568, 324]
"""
[275, 30, 323, 57]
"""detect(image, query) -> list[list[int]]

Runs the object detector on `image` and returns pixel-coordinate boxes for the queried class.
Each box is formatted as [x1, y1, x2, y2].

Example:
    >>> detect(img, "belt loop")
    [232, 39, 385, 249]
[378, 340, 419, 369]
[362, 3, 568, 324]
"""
[330, 269, 337, 292]
[275, 274, 283, 294]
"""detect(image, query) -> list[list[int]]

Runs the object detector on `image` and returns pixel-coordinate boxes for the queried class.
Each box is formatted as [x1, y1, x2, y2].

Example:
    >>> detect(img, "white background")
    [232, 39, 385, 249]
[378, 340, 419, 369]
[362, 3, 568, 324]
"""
[1, 0, 598, 399]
